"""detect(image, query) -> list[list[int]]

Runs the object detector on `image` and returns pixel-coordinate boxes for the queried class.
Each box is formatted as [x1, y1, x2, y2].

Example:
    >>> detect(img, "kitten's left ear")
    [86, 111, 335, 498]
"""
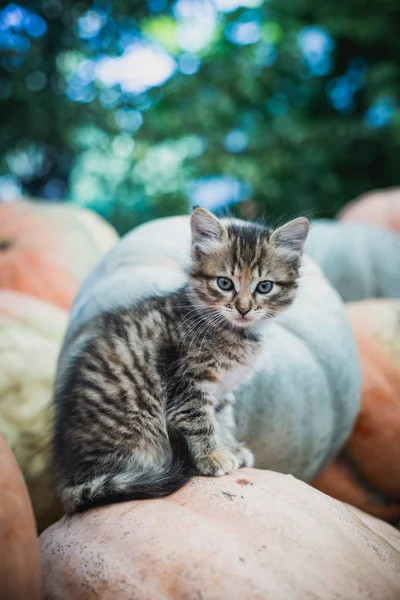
[190, 207, 224, 252]
[270, 217, 309, 253]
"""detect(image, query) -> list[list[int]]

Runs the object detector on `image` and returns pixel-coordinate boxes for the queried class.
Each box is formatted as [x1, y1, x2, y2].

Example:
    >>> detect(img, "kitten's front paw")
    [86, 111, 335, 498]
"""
[233, 443, 254, 468]
[195, 448, 239, 477]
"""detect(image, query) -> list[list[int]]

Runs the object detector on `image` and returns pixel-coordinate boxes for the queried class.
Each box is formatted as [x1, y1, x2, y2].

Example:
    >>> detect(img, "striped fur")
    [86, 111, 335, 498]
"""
[53, 209, 309, 513]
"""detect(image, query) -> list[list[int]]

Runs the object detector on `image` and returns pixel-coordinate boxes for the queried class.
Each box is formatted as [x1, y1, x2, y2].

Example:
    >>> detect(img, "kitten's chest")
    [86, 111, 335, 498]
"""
[215, 361, 255, 396]
[207, 344, 262, 399]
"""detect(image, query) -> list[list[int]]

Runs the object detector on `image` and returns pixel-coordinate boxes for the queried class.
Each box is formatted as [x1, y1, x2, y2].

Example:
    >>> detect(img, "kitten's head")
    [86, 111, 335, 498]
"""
[189, 208, 309, 329]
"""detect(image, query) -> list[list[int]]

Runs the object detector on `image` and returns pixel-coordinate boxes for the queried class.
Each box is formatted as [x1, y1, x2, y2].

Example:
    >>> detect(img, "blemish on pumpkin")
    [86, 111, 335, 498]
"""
[236, 478, 253, 487]
[0, 239, 13, 251]
[222, 491, 236, 501]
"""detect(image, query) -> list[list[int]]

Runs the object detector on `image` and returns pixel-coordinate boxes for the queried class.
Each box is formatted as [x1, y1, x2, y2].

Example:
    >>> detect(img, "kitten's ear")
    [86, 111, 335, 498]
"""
[270, 217, 309, 253]
[190, 207, 224, 253]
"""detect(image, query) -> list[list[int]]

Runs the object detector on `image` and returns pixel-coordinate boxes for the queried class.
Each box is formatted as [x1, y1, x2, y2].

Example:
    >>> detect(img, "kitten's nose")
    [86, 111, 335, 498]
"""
[236, 305, 251, 316]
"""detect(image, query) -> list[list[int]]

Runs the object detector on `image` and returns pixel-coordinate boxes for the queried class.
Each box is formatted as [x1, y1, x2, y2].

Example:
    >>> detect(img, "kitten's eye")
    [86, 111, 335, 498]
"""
[217, 277, 234, 291]
[256, 280, 274, 294]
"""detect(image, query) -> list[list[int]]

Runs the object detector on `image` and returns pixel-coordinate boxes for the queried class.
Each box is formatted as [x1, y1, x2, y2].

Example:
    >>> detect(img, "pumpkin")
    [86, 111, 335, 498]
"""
[0, 290, 67, 531]
[58, 215, 361, 483]
[313, 300, 400, 522]
[39, 468, 400, 600]
[0, 433, 41, 600]
[339, 186, 400, 234]
[0, 199, 118, 310]
[305, 219, 400, 301]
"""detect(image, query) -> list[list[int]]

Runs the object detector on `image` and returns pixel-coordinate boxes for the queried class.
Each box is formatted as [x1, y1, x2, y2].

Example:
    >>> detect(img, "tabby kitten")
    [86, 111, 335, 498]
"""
[53, 208, 309, 513]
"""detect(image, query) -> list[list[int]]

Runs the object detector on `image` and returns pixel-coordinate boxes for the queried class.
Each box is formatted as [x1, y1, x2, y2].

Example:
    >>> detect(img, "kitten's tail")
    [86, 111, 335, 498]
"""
[60, 428, 195, 514]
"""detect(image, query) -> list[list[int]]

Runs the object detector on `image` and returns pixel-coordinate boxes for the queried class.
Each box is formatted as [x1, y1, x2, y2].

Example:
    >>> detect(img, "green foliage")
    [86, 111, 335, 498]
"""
[1, 0, 400, 233]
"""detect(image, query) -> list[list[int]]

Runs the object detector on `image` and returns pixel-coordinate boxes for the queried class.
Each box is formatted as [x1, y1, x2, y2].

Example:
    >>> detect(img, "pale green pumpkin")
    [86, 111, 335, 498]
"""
[306, 220, 400, 301]
[57, 216, 361, 482]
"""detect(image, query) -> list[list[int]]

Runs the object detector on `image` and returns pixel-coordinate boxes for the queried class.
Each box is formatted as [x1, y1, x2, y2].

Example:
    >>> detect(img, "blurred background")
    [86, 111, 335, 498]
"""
[1, 0, 400, 233]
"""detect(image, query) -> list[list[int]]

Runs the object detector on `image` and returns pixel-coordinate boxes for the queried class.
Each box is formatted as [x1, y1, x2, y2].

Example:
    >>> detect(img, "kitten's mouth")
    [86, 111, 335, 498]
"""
[230, 315, 255, 327]
[219, 309, 257, 327]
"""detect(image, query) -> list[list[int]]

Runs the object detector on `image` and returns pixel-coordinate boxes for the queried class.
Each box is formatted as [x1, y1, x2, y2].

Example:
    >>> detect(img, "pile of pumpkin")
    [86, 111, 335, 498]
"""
[0, 200, 119, 533]
[1, 190, 400, 543]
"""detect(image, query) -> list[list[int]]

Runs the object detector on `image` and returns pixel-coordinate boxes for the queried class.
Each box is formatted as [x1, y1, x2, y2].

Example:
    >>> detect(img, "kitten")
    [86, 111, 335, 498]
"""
[53, 208, 309, 513]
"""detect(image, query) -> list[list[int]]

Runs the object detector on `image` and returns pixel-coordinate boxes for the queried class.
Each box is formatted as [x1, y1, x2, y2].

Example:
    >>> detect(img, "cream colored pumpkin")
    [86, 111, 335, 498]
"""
[39, 469, 400, 600]
[0, 291, 67, 530]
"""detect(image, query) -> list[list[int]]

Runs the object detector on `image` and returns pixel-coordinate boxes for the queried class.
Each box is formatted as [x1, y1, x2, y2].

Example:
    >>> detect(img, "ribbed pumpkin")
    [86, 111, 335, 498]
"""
[305, 220, 400, 301]
[58, 215, 361, 484]
[0, 290, 66, 531]
[39, 469, 400, 600]
[0, 434, 41, 600]
[339, 187, 400, 234]
[0, 199, 118, 309]
[312, 300, 400, 522]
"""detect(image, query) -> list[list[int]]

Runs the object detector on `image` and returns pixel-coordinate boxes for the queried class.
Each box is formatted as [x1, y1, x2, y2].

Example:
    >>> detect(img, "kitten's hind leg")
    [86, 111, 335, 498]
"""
[216, 394, 254, 468]
[169, 391, 239, 477]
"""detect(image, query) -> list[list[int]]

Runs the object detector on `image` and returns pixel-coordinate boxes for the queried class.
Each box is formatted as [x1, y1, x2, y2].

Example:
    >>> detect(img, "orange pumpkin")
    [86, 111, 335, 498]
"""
[338, 187, 400, 234]
[313, 300, 400, 522]
[0, 433, 41, 600]
[39, 469, 400, 600]
[0, 199, 118, 309]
